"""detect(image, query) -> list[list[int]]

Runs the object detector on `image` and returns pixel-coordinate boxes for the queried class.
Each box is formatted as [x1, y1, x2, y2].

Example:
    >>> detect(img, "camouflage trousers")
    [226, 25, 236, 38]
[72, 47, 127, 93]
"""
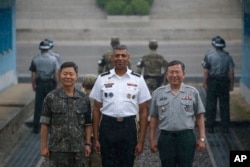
[49, 151, 85, 167]
[85, 152, 102, 167]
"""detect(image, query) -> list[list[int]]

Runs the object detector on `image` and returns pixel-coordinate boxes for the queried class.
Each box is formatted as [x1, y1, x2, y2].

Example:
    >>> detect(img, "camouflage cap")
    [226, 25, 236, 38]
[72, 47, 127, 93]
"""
[111, 36, 120, 47]
[82, 74, 97, 90]
[149, 39, 158, 46]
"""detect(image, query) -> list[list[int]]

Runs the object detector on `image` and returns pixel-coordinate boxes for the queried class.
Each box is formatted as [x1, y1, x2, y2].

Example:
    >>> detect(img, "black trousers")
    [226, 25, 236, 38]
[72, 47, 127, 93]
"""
[205, 77, 230, 128]
[99, 115, 137, 167]
[158, 130, 196, 167]
[34, 79, 55, 131]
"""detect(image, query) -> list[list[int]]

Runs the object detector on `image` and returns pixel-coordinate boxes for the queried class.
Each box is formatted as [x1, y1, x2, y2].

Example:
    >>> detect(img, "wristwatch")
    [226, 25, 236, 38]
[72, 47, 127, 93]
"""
[85, 143, 92, 147]
[199, 138, 205, 142]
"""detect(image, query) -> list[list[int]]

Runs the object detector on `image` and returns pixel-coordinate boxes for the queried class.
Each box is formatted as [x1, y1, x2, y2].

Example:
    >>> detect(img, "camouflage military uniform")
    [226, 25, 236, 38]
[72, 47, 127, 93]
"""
[137, 40, 168, 94]
[98, 51, 114, 74]
[40, 88, 92, 167]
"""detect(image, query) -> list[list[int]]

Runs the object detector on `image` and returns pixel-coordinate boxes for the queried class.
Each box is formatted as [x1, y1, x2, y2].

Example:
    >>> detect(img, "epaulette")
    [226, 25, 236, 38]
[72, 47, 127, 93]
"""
[100, 71, 110, 77]
[131, 71, 140, 77]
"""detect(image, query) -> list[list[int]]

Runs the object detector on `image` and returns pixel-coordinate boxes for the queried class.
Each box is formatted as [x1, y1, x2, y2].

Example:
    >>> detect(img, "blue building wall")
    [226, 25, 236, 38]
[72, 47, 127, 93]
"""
[0, 0, 17, 92]
[241, 0, 250, 103]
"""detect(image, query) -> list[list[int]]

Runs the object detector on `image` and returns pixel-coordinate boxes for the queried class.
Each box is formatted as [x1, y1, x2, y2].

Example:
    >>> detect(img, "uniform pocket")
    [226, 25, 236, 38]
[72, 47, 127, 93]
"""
[51, 105, 65, 124]
[76, 103, 86, 125]
[180, 100, 194, 115]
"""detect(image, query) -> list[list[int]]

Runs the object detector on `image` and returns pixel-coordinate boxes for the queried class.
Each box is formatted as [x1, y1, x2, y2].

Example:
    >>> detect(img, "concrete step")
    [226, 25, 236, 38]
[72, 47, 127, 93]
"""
[16, 18, 242, 41]
[16, 0, 242, 42]
[0, 84, 35, 165]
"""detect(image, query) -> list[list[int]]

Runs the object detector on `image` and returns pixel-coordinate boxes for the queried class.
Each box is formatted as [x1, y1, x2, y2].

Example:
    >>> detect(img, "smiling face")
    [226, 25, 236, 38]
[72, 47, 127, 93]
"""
[60, 67, 78, 87]
[112, 49, 130, 70]
[166, 64, 185, 88]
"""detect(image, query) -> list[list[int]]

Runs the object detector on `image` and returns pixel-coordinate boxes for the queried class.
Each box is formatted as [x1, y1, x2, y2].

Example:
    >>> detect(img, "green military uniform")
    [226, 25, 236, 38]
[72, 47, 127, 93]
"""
[40, 88, 92, 167]
[137, 40, 168, 94]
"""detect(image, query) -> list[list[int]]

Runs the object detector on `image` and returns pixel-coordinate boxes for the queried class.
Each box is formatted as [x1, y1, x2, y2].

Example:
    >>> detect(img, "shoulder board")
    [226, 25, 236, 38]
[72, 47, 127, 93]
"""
[100, 71, 110, 77]
[131, 71, 141, 77]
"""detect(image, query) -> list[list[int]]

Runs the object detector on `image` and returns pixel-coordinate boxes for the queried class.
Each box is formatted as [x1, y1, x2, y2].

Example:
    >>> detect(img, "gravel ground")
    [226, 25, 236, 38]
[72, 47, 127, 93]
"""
[231, 121, 250, 150]
[40, 124, 250, 167]
[134, 127, 212, 167]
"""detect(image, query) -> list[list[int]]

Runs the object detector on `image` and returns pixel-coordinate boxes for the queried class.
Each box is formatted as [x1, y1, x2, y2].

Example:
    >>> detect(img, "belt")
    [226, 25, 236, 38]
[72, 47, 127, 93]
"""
[161, 129, 193, 137]
[36, 77, 54, 82]
[102, 114, 136, 122]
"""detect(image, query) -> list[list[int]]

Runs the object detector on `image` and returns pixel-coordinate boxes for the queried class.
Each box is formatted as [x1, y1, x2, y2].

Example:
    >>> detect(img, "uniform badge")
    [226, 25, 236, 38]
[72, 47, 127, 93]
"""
[104, 92, 108, 98]
[109, 92, 114, 98]
[160, 106, 166, 112]
[127, 93, 131, 99]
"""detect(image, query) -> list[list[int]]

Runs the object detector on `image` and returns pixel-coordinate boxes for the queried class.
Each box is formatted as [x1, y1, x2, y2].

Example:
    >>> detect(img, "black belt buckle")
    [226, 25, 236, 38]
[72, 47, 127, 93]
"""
[116, 117, 124, 122]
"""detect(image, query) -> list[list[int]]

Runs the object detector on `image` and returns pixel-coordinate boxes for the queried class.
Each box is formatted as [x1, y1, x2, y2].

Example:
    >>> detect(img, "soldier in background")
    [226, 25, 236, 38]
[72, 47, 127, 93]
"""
[82, 75, 102, 167]
[202, 36, 235, 134]
[98, 37, 131, 74]
[29, 40, 60, 133]
[137, 40, 168, 94]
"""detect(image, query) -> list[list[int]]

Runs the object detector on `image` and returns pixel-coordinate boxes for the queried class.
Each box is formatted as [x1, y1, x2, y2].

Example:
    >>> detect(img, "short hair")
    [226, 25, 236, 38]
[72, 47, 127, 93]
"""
[60, 62, 78, 73]
[167, 60, 185, 72]
[113, 44, 129, 55]
[113, 44, 128, 51]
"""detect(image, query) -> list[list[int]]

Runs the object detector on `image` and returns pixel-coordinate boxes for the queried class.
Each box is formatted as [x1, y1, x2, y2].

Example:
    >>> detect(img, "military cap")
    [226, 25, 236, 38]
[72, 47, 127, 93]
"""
[111, 36, 120, 47]
[149, 39, 158, 46]
[111, 36, 119, 42]
[82, 74, 97, 90]
[39, 40, 50, 50]
[149, 39, 158, 50]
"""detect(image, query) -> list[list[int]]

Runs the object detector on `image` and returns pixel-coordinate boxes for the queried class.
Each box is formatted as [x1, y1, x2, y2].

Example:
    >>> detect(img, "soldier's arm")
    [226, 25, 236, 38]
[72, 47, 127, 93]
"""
[136, 58, 143, 74]
[92, 100, 102, 141]
[97, 56, 105, 74]
[135, 101, 149, 156]
[229, 68, 234, 91]
[202, 69, 209, 90]
[31, 72, 37, 91]
[40, 123, 49, 157]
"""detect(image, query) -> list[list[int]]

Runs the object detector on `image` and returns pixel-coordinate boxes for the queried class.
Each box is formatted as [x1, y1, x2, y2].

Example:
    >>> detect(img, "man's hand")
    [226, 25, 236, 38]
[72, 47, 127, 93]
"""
[41, 146, 49, 158]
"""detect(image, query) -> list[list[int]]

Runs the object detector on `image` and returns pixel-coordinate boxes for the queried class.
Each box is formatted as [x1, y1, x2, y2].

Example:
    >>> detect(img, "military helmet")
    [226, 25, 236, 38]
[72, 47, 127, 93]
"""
[44, 38, 54, 49]
[39, 40, 50, 50]
[82, 74, 97, 90]
[110, 36, 120, 47]
[211, 36, 226, 48]
[149, 39, 158, 50]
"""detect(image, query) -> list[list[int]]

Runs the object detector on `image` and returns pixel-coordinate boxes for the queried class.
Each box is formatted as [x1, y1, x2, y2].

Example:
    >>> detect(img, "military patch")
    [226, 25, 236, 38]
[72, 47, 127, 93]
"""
[127, 93, 132, 99]
[160, 96, 168, 101]
[127, 83, 137, 87]
[109, 92, 114, 97]
[131, 71, 140, 77]
[104, 83, 114, 88]
[100, 71, 110, 77]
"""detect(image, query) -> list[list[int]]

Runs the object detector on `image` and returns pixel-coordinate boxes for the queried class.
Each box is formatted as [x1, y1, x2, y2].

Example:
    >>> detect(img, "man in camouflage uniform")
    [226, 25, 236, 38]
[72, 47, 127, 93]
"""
[40, 62, 92, 167]
[137, 40, 168, 94]
[98, 37, 131, 74]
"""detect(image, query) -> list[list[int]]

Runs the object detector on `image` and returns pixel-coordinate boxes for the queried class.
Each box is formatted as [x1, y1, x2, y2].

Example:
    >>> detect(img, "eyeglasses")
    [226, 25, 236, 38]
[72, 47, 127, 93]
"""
[168, 70, 182, 75]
